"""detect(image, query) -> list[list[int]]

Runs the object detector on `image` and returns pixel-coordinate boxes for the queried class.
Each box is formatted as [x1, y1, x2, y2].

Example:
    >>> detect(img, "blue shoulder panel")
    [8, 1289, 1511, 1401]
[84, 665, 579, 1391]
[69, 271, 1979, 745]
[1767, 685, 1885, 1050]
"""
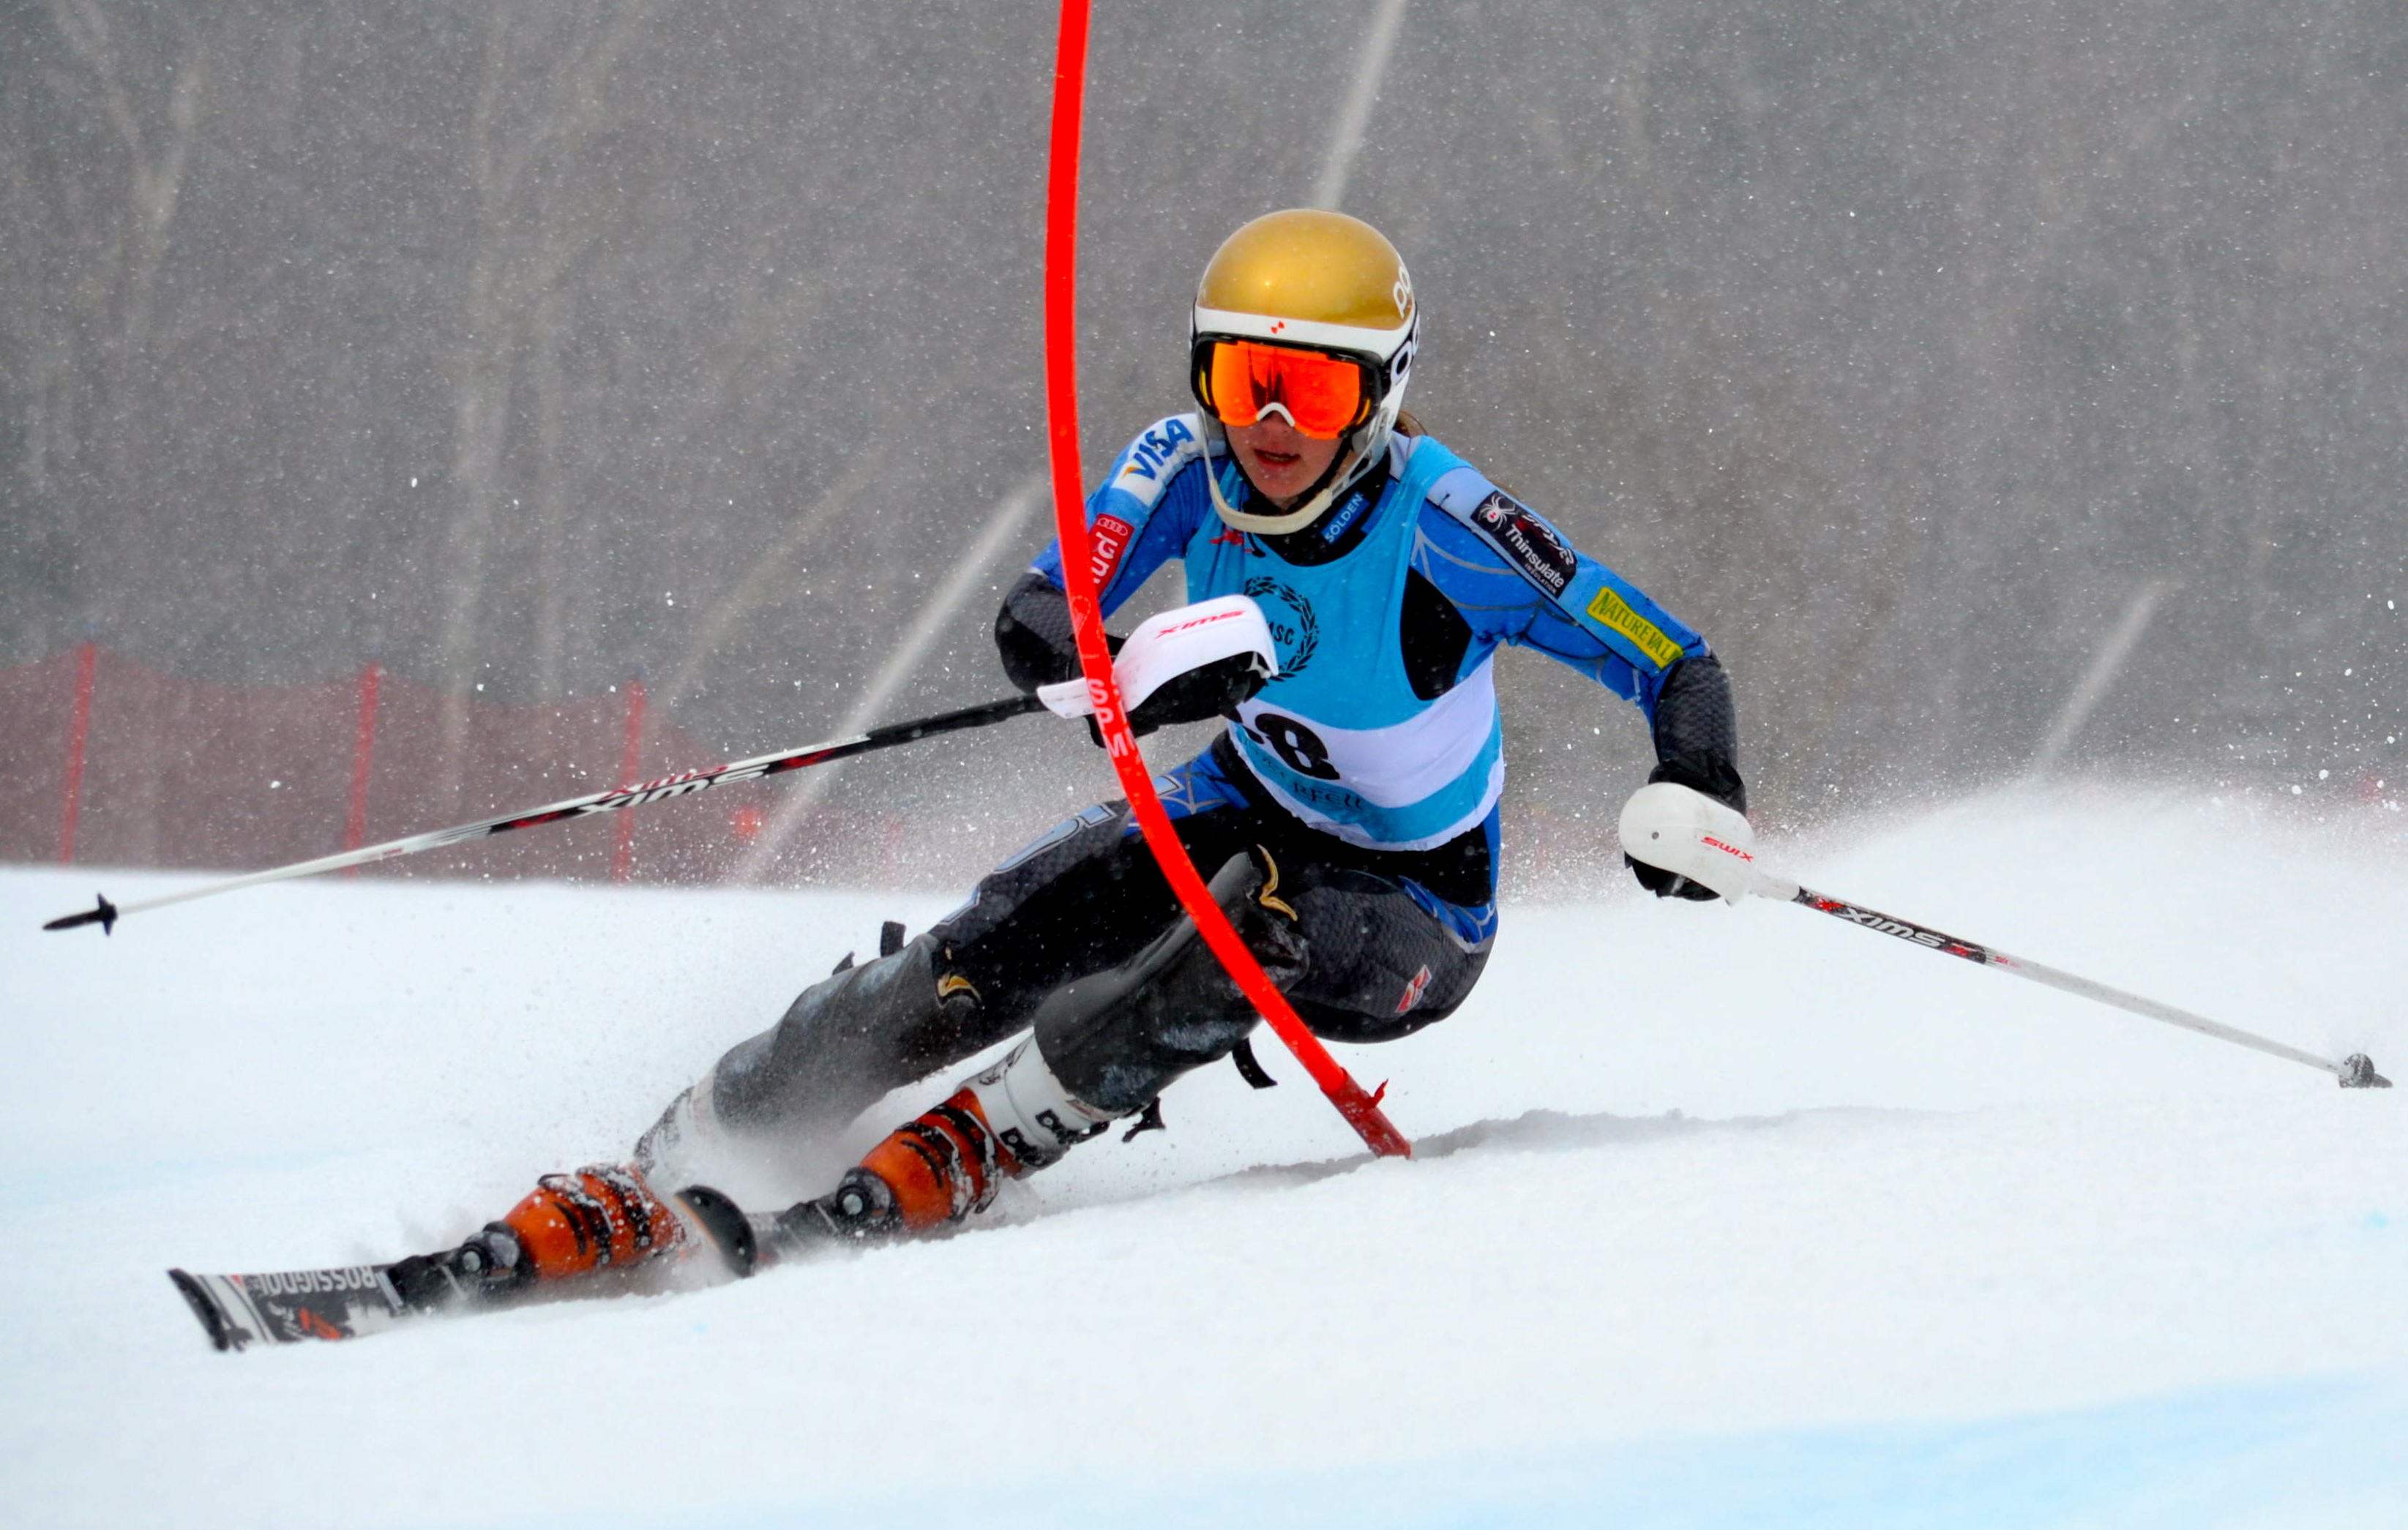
[1413, 463, 1709, 719]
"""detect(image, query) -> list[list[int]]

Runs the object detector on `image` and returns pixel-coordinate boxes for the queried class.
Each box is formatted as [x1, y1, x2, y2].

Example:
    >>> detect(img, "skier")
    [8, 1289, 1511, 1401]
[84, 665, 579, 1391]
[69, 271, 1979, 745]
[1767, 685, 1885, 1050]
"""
[387, 209, 1746, 1308]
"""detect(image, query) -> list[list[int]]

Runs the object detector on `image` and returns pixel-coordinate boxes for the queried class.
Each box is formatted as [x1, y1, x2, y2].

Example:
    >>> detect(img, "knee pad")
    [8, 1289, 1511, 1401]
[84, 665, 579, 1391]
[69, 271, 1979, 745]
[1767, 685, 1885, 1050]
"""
[1280, 869, 1489, 1044]
[1031, 850, 1305, 1114]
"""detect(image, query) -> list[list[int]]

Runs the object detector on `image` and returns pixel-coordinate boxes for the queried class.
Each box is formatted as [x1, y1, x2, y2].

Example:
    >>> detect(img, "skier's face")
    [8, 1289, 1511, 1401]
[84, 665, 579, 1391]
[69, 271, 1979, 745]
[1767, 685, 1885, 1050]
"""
[1226, 414, 1344, 509]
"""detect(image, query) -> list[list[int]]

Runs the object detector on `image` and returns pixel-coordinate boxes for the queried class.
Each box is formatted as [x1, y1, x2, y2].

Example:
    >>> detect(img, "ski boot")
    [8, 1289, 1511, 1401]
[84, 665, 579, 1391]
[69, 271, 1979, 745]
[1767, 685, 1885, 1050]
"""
[762, 1035, 1113, 1258]
[761, 847, 1302, 1262]
[388, 1165, 755, 1313]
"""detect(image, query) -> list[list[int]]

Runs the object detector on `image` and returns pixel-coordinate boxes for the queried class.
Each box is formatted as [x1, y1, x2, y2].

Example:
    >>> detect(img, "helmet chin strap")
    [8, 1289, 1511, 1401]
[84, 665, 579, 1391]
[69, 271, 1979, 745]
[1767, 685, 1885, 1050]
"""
[1202, 407, 1395, 536]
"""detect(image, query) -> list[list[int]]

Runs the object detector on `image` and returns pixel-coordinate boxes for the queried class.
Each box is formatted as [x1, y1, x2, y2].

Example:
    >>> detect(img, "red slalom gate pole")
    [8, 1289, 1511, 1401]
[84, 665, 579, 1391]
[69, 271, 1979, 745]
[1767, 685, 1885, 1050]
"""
[343, 658, 383, 871]
[1042, 0, 1408, 1157]
[612, 672, 647, 883]
[57, 635, 98, 864]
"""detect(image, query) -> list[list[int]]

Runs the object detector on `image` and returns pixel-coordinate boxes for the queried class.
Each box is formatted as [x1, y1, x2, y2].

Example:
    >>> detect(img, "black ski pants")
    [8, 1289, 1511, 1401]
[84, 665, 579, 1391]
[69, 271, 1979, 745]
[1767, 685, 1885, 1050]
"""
[704, 738, 1497, 1144]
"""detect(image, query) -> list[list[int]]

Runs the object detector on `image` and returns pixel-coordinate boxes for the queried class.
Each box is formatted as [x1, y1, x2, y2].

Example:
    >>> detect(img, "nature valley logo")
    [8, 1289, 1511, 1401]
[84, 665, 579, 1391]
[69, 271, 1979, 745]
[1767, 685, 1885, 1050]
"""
[1586, 586, 1684, 670]
[1242, 577, 1317, 676]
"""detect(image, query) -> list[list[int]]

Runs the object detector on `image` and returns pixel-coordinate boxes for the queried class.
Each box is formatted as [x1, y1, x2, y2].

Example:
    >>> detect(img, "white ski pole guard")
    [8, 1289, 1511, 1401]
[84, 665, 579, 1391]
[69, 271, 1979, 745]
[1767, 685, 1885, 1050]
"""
[1618, 781, 1764, 903]
[1038, 594, 1277, 721]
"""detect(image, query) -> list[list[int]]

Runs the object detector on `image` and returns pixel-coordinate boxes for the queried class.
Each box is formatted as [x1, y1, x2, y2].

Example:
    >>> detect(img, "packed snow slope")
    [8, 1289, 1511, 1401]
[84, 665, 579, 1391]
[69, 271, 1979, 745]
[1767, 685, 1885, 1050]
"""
[4, 788, 2405, 1529]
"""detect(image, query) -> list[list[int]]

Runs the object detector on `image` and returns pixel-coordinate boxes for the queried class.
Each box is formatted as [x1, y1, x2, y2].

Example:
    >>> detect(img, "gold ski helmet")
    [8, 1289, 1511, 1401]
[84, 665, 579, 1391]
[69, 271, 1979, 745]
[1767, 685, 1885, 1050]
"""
[1189, 209, 1419, 533]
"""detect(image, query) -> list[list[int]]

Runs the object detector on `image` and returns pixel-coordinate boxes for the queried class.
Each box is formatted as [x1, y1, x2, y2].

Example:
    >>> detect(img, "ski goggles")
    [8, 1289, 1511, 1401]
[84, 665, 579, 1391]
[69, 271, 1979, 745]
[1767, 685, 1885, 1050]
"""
[1190, 337, 1382, 440]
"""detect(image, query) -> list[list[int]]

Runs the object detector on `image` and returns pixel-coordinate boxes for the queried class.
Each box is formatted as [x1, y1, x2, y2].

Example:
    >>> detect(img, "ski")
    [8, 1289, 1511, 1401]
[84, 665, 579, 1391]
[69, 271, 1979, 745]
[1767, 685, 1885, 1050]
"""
[167, 1184, 762, 1353]
[168, 1264, 408, 1351]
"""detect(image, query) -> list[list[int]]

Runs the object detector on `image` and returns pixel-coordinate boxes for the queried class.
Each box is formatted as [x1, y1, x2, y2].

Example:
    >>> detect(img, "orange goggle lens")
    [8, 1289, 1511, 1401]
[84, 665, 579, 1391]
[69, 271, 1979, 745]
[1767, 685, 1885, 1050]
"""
[1194, 340, 1375, 440]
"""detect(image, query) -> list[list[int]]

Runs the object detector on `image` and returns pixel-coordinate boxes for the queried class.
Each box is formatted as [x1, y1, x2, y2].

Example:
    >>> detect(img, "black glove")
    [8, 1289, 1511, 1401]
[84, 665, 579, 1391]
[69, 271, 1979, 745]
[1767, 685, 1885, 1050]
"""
[1128, 651, 1269, 735]
[1085, 650, 1269, 746]
[1626, 852, 1721, 901]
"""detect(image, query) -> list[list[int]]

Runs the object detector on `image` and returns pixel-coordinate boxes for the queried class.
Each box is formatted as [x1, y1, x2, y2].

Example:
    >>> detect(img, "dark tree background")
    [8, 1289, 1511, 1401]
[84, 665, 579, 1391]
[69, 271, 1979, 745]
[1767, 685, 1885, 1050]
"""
[4, 0, 2404, 889]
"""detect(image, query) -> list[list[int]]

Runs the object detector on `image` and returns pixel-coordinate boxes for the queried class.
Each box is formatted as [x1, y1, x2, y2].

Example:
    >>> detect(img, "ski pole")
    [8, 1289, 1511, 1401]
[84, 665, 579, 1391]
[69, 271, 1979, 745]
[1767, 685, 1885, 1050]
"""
[1620, 782, 2391, 1090]
[1768, 880, 2389, 1087]
[42, 693, 1046, 934]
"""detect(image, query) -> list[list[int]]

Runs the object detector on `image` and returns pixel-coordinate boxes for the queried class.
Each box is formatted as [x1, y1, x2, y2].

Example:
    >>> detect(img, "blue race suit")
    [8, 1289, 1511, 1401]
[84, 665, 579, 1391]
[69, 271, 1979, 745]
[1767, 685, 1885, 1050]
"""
[1025, 414, 1730, 860]
[679, 418, 1743, 1163]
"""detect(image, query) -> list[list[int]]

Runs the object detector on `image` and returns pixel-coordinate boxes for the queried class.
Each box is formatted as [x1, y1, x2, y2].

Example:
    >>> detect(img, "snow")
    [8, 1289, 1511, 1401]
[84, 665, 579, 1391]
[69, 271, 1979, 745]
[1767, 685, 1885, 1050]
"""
[4, 788, 2405, 1528]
